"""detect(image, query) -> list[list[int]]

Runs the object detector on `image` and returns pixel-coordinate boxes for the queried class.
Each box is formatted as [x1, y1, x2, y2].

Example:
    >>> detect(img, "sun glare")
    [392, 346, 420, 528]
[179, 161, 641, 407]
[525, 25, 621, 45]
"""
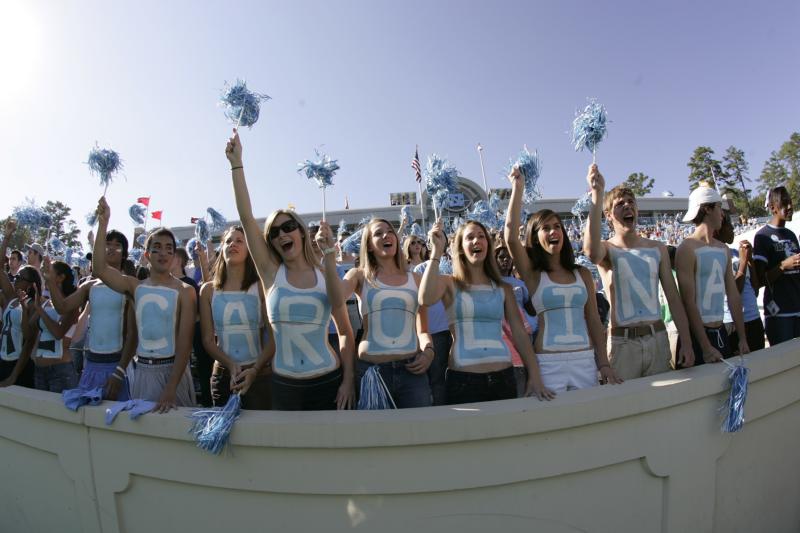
[0, 2, 42, 101]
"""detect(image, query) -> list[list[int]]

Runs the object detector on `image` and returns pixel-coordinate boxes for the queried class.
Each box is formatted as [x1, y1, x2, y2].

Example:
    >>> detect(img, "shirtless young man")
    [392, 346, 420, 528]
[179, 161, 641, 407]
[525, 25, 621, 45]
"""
[583, 164, 695, 379]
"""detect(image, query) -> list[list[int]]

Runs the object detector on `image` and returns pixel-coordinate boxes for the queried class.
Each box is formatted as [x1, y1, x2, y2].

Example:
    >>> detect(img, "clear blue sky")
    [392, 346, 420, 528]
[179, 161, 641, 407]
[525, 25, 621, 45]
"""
[1, 0, 798, 242]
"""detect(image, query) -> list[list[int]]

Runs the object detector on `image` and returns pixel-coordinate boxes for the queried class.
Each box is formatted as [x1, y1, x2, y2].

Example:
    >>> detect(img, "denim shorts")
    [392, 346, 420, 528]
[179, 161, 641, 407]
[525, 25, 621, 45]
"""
[34, 362, 78, 393]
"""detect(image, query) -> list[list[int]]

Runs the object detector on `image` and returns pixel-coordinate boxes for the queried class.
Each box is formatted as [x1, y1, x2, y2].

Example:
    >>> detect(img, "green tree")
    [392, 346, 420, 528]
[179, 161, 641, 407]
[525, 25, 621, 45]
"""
[721, 146, 751, 217]
[687, 146, 723, 190]
[622, 172, 655, 196]
[758, 132, 800, 201]
[41, 201, 81, 250]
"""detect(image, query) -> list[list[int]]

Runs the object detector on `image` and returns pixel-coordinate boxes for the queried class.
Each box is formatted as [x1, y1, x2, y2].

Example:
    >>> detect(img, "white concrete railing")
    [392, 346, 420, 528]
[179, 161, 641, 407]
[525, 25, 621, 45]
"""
[2, 341, 800, 533]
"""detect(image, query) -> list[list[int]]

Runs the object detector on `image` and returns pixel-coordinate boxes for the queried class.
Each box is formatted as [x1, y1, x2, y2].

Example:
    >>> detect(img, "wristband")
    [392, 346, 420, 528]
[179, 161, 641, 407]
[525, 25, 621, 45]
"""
[231, 166, 243, 171]
[110, 373, 124, 381]
[431, 256, 442, 262]
[115, 365, 125, 374]
[322, 247, 337, 255]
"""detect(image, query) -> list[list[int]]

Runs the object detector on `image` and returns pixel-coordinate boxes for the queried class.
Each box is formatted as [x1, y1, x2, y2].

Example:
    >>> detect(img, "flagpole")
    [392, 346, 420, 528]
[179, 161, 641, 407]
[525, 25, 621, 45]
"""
[416, 145, 428, 234]
[143, 199, 150, 237]
[477, 143, 489, 196]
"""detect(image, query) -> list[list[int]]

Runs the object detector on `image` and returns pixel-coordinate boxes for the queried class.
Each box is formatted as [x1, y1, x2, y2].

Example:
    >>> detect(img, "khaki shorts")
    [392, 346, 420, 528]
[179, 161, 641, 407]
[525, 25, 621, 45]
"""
[608, 329, 671, 380]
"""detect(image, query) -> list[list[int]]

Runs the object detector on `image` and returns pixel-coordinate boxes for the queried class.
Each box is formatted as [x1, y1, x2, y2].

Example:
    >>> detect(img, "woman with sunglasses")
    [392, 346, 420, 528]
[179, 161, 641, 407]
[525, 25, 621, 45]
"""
[332, 219, 433, 408]
[199, 225, 274, 409]
[420, 219, 554, 404]
[226, 130, 355, 410]
[402, 236, 427, 270]
[0, 220, 37, 388]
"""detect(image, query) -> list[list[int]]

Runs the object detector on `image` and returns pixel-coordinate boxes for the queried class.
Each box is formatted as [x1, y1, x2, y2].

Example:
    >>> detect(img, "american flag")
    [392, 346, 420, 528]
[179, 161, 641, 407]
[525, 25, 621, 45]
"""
[411, 146, 422, 183]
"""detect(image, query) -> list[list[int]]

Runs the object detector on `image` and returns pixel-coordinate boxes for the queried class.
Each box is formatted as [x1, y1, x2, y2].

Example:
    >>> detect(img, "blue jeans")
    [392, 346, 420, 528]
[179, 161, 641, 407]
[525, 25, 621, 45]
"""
[357, 359, 432, 409]
[34, 362, 78, 393]
[427, 331, 452, 406]
[765, 316, 800, 347]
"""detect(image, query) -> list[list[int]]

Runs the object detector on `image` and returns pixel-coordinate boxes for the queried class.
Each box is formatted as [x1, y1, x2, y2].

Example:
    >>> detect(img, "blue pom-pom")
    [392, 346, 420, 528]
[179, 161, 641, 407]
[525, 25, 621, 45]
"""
[571, 192, 592, 217]
[13, 201, 52, 232]
[136, 233, 146, 246]
[400, 205, 413, 227]
[297, 150, 339, 189]
[432, 189, 450, 211]
[48, 237, 66, 255]
[571, 98, 608, 155]
[721, 362, 749, 433]
[439, 256, 453, 275]
[468, 199, 501, 232]
[220, 79, 271, 129]
[129, 204, 146, 225]
[357, 365, 396, 410]
[195, 220, 210, 245]
[129, 248, 143, 265]
[410, 223, 425, 239]
[87, 144, 123, 188]
[337, 219, 349, 240]
[507, 148, 542, 204]
[206, 207, 227, 232]
[341, 229, 362, 256]
[65, 248, 74, 266]
[424, 154, 459, 197]
[189, 393, 242, 455]
[85, 210, 98, 227]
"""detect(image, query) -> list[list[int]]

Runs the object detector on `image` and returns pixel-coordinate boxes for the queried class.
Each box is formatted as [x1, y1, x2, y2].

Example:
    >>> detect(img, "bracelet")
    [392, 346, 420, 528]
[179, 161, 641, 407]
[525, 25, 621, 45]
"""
[115, 365, 125, 374]
[431, 256, 442, 262]
[110, 373, 124, 381]
[322, 247, 337, 255]
[231, 166, 243, 171]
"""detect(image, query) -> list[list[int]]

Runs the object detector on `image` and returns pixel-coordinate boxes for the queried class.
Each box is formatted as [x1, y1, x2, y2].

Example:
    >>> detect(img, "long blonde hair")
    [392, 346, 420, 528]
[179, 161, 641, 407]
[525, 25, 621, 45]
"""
[359, 218, 405, 285]
[263, 210, 320, 270]
[451, 220, 504, 290]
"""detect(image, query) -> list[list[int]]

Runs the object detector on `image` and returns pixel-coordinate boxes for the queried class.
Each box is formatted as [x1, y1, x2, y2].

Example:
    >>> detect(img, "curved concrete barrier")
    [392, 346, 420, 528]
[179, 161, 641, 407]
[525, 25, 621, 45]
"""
[2, 340, 800, 533]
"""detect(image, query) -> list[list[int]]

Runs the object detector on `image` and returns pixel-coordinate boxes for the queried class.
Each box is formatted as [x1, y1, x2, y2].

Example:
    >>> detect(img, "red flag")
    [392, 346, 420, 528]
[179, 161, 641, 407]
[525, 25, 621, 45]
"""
[151, 211, 162, 220]
[137, 197, 150, 206]
[190, 217, 199, 224]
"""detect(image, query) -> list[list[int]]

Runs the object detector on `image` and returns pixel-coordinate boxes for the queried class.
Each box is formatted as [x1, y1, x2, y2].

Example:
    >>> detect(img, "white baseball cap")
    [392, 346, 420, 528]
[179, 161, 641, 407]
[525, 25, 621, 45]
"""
[682, 186, 722, 222]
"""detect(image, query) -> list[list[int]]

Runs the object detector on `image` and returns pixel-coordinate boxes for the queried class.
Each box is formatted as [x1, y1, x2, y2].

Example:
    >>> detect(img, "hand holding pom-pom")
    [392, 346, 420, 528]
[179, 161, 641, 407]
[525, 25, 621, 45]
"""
[586, 164, 604, 192]
[3, 219, 16, 237]
[315, 221, 335, 251]
[428, 221, 446, 259]
[97, 197, 111, 226]
[226, 129, 243, 167]
[508, 164, 523, 185]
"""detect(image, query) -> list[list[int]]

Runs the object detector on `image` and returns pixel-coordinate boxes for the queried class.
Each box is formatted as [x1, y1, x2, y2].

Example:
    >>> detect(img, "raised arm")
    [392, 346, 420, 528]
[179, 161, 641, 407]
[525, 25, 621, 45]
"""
[226, 129, 278, 288]
[503, 166, 534, 281]
[0, 220, 17, 301]
[42, 257, 90, 315]
[92, 198, 137, 297]
[418, 221, 450, 306]
[195, 241, 213, 284]
[583, 164, 609, 265]
[316, 221, 346, 309]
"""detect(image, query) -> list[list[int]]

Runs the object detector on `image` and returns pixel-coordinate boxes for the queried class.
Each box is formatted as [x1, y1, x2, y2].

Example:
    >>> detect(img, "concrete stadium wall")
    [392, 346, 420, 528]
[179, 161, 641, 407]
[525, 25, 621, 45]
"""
[2, 341, 800, 533]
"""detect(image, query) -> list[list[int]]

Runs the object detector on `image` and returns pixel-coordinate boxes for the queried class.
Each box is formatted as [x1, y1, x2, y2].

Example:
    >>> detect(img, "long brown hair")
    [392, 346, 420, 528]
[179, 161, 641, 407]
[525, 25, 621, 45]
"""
[451, 220, 504, 290]
[212, 226, 260, 291]
[263, 210, 320, 270]
[359, 218, 405, 285]
[524, 209, 575, 272]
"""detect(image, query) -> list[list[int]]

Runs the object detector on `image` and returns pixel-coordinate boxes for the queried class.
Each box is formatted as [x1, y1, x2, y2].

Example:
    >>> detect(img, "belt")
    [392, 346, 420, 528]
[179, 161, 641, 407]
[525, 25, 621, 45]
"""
[610, 320, 666, 339]
[135, 355, 175, 366]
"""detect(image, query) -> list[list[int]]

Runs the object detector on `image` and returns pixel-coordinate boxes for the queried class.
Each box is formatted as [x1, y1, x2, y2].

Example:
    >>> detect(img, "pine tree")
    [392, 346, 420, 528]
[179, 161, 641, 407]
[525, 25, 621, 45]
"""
[721, 146, 751, 217]
[687, 146, 723, 191]
[622, 172, 655, 196]
[758, 133, 800, 200]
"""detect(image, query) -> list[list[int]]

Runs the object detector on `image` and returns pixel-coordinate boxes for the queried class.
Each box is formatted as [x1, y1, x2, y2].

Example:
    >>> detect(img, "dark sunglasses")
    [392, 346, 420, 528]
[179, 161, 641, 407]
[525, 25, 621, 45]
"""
[269, 219, 300, 239]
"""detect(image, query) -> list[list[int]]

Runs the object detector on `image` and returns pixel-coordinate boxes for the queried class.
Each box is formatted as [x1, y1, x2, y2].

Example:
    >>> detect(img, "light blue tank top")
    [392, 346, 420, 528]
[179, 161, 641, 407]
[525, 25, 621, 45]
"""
[695, 246, 728, 323]
[0, 300, 23, 362]
[37, 302, 64, 359]
[609, 247, 662, 325]
[266, 264, 338, 378]
[88, 283, 126, 354]
[135, 284, 178, 359]
[212, 283, 263, 365]
[359, 273, 419, 356]
[532, 270, 591, 352]
[447, 283, 511, 368]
